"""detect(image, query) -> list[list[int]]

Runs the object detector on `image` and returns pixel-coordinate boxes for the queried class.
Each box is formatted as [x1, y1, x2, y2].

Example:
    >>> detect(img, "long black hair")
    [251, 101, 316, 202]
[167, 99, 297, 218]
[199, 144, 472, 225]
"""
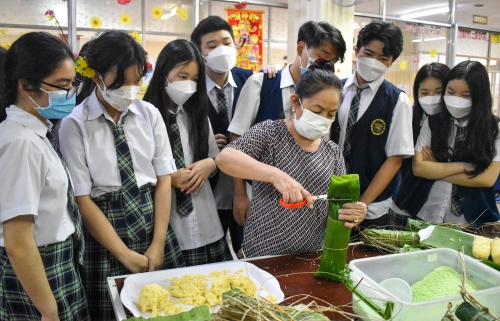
[75, 39, 95, 105]
[0, 32, 73, 121]
[143, 39, 209, 162]
[0, 47, 8, 100]
[431, 60, 499, 177]
[79, 31, 147, 100]
[412, 63, 450, 145]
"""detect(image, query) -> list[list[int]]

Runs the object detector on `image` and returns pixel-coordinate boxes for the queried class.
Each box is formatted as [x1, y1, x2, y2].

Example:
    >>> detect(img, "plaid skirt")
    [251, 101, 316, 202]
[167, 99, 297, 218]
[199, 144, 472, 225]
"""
[83, 184, 185, 321]
[387, 208, 410, 229]
[0, 237, 90, 321]
[182, 236, 233, 266]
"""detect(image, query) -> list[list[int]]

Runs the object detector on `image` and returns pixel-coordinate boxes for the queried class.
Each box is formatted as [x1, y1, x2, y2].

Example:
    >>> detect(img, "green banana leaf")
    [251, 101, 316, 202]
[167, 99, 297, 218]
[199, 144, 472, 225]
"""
[420, 226, 474, 256]
[126, 305, 212, 321]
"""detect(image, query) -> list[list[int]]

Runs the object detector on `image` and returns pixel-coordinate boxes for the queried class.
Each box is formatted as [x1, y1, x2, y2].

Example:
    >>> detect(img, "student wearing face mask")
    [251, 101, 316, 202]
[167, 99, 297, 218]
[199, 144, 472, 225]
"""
[191, 16, 270, 254]
[216, 59, 367, 258]
[0, 32, 90, 321]
[228, 21, 346, 230]
[387, 63, 450, 227]
[330, 21, 413, 228]
[411, 61, 500, 226]
[143, 39, 232, 266]
[58, 31, 185, 320]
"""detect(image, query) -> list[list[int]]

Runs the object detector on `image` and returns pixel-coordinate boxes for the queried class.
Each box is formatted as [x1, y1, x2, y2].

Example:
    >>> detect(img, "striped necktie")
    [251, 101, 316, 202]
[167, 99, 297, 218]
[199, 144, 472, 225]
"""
[343, 86, 366, 166]
[46, 131, 85, 265]
[107, 115, 146, 241]
[216, 87, 229, 136]
[169, 113, 193, 217]
[450, 125, 466, 217]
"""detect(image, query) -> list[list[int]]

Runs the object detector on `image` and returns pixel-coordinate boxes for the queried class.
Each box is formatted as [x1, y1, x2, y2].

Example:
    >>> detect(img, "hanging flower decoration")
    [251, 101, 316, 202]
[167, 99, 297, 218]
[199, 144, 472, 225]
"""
[117, 0, 131, 4]
[0, 28, 8, 35]
[44, 9, 68, 46]
[399, 60, 408, 71]
[90, 16, 102, 29]
[119, 13, 132, 25]
[492, 34, 499, 44]
[429, 49, 437, 58]
[176, 7, 188, 21]
[234, 2, 247, 10]
[0, 43, 10, 50]
[75, 56, 96, 78]
[151, 6, 163, 19]
[130, 31, 141, 43]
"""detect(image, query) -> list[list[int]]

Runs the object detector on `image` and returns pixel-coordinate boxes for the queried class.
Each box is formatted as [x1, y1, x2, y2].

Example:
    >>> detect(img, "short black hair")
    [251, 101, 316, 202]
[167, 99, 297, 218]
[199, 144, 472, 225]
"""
[0, 32, 73, 121]
[297, 21, 346, 64]
[191, 16, 235, 49]
[80, 31, 147, 99]
[356, 21, 404, 61]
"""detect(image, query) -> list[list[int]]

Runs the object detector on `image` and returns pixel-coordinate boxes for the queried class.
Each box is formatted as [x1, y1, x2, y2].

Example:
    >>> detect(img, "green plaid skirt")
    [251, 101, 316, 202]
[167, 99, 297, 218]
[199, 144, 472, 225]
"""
[182, 236, 233, 267]
[0, 237, 90, 320]
[83, 184, 185, 320]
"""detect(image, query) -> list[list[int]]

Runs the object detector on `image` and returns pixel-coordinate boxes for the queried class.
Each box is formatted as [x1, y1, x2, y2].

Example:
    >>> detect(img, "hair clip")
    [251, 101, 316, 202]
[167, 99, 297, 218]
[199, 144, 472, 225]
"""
[75, 56, 96, 78]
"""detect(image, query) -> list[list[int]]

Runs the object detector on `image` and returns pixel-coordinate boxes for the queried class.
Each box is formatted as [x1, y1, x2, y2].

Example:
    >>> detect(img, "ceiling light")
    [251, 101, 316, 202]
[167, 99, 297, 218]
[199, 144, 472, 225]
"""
[400, 6, 449, 20]
[424, 36, 446, 41]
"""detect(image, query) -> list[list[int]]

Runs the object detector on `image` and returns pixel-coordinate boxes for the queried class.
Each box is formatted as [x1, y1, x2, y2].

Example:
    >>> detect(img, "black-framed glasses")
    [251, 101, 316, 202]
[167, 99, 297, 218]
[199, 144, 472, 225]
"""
[41, 78, 82, 100]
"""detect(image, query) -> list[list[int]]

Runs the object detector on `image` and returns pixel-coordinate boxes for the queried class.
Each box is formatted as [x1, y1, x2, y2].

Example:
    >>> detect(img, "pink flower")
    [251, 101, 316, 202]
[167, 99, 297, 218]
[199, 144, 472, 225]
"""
[45, 10, 55, 17]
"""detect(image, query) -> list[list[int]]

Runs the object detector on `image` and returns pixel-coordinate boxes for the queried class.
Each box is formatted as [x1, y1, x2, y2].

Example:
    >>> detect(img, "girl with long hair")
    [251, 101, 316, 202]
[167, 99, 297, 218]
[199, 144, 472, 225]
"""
[143, 39, 232, 266]
[412, 60, 500, 226]
[58, 31, 185, 320]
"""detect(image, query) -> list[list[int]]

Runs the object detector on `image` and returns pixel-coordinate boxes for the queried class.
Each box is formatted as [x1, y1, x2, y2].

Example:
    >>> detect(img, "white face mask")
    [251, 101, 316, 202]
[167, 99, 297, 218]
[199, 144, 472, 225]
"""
[293, 99, 334, 140]
[444, 95, 472, 119]
[204, 45, 237, 73]
[418, 95, 442, 115]
[165, 79, 197, 106]
[97, 76, 140, 112]
[356, 57, 388, 82]
[300, 45, 316, 75]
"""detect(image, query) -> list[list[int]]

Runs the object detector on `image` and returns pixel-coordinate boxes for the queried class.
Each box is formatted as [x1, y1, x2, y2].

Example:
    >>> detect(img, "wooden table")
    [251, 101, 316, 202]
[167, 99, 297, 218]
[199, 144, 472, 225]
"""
[108, 243, 382, 321]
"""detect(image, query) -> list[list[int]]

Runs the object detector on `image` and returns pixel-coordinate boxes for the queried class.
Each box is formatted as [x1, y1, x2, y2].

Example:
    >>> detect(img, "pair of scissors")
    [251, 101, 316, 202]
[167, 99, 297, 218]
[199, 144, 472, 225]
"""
[279, 194, 352, 209]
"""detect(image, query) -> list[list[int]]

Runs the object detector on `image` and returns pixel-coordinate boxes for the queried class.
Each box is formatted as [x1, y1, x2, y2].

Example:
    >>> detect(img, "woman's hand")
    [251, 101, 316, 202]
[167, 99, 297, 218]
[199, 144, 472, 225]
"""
[271, 172, 314, 208]
[171, 168, 191, 189]
[338, 202, 367, 228]
[118, 249, 149, 273]
[182, 158, 216, 194]
[214, 134, 228, 150]
[144, 242, 165, 272]
[421, 146, 436, 162]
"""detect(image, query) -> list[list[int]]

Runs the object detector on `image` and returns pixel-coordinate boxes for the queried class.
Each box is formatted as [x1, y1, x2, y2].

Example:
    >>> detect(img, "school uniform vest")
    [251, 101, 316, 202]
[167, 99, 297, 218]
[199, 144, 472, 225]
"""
[330, 79, 402, 202]
[392, 120, 436, 217]
[254, 70, 285, 125]
[207, 67, 253, 136]
[400, 116, 500, 226]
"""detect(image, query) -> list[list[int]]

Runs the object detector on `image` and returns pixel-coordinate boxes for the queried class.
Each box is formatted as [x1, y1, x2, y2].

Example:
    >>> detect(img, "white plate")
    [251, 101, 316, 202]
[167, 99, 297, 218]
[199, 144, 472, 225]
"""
[120, 261, 285, 318]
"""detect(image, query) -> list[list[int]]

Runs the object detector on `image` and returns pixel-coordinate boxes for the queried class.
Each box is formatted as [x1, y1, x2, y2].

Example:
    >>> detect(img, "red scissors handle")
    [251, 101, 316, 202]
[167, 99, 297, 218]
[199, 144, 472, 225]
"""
[279, 194, 314, 209]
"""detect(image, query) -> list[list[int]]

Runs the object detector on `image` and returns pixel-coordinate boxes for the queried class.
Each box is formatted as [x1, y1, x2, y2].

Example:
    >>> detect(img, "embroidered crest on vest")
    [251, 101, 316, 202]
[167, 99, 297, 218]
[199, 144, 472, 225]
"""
[370, 118, 386, 136]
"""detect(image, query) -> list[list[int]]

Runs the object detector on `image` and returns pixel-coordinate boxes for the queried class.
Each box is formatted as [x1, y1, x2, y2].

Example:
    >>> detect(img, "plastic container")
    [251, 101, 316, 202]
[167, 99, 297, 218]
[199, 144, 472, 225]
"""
[348, 248, 500, 321]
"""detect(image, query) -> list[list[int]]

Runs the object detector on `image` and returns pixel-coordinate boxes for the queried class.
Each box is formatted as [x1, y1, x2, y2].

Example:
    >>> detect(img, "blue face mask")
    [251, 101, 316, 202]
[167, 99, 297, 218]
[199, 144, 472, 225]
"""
[300, 45, 316, 75]
[30, 89, 76, 119]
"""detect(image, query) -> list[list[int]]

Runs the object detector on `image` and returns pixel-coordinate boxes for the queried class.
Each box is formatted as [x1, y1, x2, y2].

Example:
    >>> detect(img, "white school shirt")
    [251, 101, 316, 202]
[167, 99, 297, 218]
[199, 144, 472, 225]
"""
[168, 106, 224, 250]
[337, 72, 414, 219]
[0, 105, 75, 246]
[58, 91, 176, 198]
[228, 64, 295, 136]
[206, 72, 238, 210]
[405, 117, 500, 224]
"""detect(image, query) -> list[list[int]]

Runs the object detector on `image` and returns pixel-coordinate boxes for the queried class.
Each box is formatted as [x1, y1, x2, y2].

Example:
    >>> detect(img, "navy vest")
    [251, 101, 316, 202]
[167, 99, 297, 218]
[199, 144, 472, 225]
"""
[392, 118, 436, 217]
[330, 79, 402, 202]
[404, 116, 500, 226]
[207, 67, 253, 136]
[254, 70, 285, 125]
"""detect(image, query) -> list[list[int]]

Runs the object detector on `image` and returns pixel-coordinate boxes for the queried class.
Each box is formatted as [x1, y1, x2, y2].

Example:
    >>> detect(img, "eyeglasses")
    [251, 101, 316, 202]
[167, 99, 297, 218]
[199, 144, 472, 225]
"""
[41, 79, 83, 100]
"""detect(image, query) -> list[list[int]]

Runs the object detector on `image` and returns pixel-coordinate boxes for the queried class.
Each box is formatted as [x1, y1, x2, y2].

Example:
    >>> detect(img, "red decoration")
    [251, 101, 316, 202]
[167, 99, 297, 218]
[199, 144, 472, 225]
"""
[234, 2, 247, 10]
[117, 0, 131, 5]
